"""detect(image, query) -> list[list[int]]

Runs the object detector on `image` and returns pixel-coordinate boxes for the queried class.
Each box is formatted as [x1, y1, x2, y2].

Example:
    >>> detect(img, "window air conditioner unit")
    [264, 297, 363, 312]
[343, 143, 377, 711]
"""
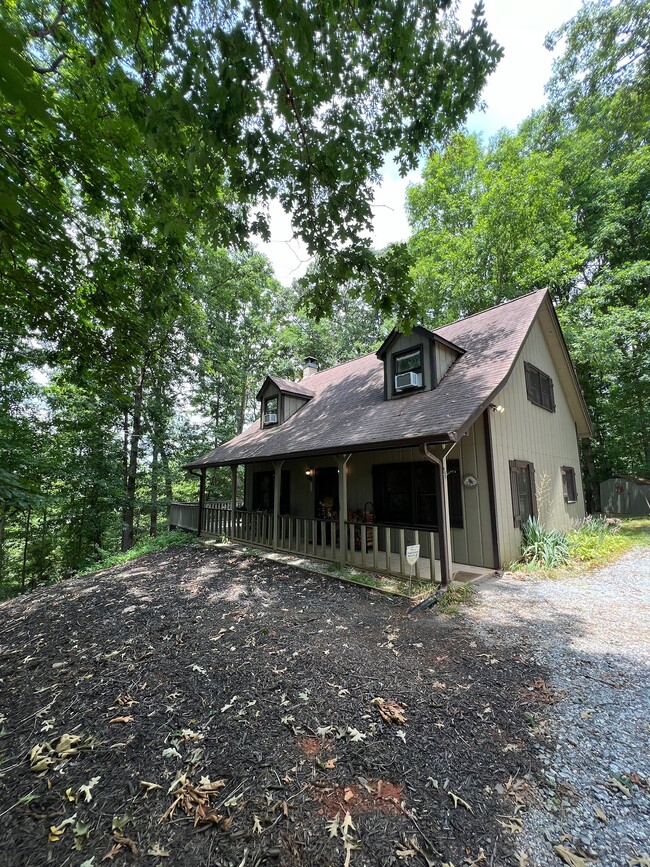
[263, 413, 278, 425]
[395, 371, 422, 391]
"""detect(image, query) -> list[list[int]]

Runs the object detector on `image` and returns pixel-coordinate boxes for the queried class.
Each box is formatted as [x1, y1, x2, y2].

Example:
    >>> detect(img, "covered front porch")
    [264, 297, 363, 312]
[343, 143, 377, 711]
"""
[169, 501, 492, 584]
[173, 428, 498, 586]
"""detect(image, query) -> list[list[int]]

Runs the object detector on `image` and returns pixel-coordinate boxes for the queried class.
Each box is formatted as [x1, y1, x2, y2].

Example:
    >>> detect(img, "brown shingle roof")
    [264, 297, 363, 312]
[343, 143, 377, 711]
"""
[256, 375, 314, 401]
[186, 290, 549, 468]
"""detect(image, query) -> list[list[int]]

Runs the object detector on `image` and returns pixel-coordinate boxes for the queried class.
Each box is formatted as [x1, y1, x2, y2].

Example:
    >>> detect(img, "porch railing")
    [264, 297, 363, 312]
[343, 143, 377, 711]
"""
[169, 502, 199, 532]
[169, 502, 438, 583]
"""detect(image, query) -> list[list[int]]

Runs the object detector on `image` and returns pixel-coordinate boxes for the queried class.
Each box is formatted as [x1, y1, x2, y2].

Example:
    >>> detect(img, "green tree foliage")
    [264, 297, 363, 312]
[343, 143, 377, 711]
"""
[407, 130, 584, 324]
[543, 0, 650, 487]
[0, 0, 502, 343]
[407, 0, 650, 496]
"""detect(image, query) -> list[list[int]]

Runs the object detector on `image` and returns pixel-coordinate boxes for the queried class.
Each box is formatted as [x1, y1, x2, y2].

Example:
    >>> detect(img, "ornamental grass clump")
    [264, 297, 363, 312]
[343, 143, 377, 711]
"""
[521, 517, 570, 568]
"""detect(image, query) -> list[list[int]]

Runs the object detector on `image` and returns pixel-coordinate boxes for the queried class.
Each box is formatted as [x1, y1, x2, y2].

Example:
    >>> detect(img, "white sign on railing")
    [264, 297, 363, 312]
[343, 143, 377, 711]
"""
[406, 544, 420, 565]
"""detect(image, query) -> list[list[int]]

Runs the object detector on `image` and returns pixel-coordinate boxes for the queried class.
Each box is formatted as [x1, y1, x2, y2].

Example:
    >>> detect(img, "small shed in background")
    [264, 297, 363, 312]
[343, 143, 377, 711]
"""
[600, 476, 650, 515]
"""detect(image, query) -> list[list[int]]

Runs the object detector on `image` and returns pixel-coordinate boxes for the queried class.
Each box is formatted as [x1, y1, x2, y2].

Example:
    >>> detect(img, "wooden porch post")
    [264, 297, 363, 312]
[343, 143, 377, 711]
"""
[197, 469, 206, 538]
[272, 460, 284, 549]
[230, 464, 238, 539]
[421, 443, 456, 589]
[335, 454, 352, 565]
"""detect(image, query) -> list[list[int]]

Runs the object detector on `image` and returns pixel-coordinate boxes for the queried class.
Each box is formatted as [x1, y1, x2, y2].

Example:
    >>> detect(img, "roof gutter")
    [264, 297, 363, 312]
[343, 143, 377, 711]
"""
[182, 431, 458, 470]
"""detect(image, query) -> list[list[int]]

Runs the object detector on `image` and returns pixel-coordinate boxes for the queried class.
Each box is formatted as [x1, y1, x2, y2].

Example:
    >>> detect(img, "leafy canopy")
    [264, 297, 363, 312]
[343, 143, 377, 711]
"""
[0, 0, 503, 339]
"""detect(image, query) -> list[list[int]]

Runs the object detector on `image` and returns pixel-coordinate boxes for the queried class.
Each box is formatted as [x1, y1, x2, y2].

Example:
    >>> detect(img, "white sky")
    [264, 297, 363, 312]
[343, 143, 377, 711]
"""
[256, 0, 583, 285]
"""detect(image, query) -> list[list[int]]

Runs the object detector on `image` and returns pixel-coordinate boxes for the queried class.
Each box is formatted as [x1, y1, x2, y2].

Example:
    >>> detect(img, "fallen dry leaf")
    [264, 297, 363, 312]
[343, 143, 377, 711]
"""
[78, 775, 100, 803]
[497, 815, 523, 833]
[113, 833, 138, 856]
[109, 716, 133, 724]
[101, 843, 122, 861]
[160, 774, 226, 826]
[607, 776, 631, 797]
[30, 733, 91, 773]
[327, 814, 341, 838]
[147, 842, 170, 857]
[372, 697, 407, 725]
[553, 844, 594, 867]
[448, 791, 473, 813]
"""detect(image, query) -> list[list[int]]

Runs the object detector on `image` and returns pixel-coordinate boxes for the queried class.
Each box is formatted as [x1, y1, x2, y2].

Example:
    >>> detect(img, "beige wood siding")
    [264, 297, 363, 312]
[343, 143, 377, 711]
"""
[242, 417, 495, 569]
[434, 342, 459, 384]
[283, 395, 309, 420]
[490, 318, 586, 566]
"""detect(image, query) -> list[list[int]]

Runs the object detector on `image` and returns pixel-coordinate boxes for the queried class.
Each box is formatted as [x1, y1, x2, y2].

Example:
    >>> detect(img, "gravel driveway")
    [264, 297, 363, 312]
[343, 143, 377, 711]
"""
[464, 548, 650, 866]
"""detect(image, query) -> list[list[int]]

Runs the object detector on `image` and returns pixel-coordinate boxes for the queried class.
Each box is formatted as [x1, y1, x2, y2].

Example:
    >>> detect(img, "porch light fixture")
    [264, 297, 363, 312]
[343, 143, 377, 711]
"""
[305, 468, 314, 477]
[489, 403, 505, 414]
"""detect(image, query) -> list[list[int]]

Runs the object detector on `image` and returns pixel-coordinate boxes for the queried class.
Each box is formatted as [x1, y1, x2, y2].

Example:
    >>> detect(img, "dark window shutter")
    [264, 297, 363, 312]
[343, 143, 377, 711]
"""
[529, 463, 537, 518]
[510, 460, 522, 527]
[549, 376, 556, 411]
[561, 466, 576, 503]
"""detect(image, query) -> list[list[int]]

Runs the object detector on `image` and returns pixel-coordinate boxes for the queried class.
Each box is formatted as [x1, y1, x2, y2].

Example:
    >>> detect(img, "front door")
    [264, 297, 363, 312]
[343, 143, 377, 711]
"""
[315, 467, 339, 543]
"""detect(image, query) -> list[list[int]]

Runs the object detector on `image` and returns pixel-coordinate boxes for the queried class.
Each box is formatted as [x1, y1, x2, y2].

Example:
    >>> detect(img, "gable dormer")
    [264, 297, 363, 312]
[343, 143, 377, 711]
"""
[376, 326, 464, 400]
[256, 375, 314, 429]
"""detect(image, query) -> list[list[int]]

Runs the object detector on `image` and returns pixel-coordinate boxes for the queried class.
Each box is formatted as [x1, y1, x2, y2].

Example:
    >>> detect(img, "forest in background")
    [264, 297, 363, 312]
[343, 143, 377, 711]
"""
[1, 0, 648, 597]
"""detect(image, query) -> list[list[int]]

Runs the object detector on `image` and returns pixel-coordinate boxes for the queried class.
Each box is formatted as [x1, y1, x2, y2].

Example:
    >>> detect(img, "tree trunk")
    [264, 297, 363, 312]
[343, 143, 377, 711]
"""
[160, 444, 173, 504]
[121, 377, 144, 552]
[213, 387, 221, 449]
[150, 442, 159, 537]
[237, 382, 247, 435]
[0, 508, 6, 589]
[122, 410, 129, 492]
[35, 507, 47, 590]
[21, 507, 31, 593]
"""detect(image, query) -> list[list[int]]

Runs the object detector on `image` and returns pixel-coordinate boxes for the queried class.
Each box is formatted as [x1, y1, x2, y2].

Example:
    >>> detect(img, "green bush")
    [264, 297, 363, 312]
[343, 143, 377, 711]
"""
[78, 530, 197, 576]
[566, 514, 623, 562]
[521, 517, 570, 568]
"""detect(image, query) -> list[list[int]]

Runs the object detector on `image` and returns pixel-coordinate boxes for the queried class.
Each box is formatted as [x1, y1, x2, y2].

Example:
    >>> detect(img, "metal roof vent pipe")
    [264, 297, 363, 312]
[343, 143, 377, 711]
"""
[302, 357, 319, 379]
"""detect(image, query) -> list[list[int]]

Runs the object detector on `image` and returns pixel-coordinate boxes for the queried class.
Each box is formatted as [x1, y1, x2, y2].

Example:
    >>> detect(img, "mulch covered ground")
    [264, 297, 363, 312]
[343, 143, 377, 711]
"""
[0, 544, 550, 867]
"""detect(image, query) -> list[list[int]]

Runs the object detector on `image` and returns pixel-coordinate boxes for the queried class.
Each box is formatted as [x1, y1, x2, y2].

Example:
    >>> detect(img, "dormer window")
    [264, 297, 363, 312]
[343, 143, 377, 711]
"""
[393, 346, 423, 394]
[377, 327, 464, 402]
[263, 396, 278, 426]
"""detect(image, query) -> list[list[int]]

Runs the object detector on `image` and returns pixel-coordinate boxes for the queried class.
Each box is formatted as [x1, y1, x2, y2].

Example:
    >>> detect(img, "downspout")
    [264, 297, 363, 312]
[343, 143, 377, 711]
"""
[483, 409, 501, 570]
[421, 440, 460, 589]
